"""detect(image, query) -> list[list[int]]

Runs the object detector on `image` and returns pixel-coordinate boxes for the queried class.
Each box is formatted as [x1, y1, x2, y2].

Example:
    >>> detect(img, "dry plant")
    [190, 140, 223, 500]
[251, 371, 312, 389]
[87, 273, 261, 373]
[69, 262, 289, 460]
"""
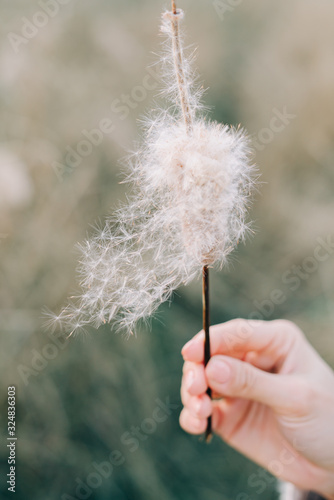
[49, 0, 256, 441]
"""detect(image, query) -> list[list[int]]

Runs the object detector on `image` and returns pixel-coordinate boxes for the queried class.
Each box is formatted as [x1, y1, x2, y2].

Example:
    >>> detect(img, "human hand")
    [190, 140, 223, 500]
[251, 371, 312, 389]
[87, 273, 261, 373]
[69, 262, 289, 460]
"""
[180, 319, 334, 499]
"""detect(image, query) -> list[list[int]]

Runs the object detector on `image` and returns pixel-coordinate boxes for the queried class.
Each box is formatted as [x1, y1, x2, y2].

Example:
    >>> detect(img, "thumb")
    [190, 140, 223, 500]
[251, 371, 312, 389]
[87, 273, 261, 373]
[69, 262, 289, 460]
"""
[206, 355, 296, 414]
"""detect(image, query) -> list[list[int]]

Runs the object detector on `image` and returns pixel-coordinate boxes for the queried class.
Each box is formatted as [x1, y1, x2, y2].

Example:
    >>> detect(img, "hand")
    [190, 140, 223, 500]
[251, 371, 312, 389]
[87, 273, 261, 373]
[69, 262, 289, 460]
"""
[180, 319, 334, 499]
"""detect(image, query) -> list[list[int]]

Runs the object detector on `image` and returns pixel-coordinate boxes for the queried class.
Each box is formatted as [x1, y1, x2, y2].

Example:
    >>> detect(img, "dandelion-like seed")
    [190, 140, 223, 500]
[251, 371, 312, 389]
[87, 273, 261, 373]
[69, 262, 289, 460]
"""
[52, 1, 256, 441]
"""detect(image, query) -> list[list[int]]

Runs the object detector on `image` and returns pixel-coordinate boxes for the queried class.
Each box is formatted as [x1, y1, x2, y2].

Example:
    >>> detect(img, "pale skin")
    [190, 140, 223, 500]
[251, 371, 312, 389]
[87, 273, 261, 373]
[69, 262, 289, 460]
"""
[180, 319, 334, 499]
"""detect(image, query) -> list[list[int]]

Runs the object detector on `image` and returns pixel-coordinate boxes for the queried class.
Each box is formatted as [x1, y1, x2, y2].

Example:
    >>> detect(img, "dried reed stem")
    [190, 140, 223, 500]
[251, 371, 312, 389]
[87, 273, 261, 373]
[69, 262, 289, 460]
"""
[202, 265, 212, 442]
[169, 1, 212, 442]
[169, 1, 193, 133]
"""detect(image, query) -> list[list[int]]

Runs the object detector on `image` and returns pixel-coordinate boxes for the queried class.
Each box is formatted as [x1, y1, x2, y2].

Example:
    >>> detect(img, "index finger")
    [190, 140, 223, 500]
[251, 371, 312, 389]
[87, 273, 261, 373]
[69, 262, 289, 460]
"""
[181, 319, 300, 365]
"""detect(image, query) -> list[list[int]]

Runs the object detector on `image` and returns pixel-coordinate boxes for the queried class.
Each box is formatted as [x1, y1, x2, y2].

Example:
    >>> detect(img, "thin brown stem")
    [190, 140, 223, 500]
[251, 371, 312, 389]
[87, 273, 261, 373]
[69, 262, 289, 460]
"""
[202, 265, 212, 442]
[169, 4, 193, 133]
[169, 1, 211, 442]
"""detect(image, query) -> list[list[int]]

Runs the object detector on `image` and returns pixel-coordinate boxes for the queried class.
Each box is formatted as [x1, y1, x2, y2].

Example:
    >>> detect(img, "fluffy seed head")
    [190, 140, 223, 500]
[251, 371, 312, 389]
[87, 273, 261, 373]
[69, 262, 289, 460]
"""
[139, 117, 253, 265]
[49, 8, 257, 337]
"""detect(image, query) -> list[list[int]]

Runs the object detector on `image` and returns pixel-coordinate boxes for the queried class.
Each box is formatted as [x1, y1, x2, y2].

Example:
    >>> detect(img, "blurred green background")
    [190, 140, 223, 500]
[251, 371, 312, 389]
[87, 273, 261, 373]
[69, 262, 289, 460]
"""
[1, 0, 334, 498]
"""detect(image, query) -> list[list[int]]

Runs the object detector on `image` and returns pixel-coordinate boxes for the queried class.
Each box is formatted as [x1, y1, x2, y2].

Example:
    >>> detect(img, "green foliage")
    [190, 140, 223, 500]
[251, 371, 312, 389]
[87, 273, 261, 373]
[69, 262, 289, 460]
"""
[1, 0, 334, 498]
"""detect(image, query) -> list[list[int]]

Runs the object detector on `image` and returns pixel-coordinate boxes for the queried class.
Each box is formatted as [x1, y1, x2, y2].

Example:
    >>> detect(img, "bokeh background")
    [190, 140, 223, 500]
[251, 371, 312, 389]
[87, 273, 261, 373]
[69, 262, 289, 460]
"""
[1, 0, 334, 498]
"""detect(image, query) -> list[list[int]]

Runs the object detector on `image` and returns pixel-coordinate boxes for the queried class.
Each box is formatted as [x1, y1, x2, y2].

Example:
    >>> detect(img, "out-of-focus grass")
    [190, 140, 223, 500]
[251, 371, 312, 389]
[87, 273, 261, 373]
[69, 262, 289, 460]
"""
[0, 0, 334, 498]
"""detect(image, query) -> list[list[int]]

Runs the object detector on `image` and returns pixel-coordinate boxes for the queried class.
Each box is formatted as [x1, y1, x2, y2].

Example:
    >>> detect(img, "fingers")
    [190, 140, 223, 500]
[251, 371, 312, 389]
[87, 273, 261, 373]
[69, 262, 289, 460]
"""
[182, 361, 207, 397]
[180, 399, 233, 436]
[180, 353, 299, 435]
[180, 360, 212, 434]
[179, 393, 214, 434]
[179, 407, 207, 435]
[180, 396, 252, 438]
[182, 319, 302, 370]
[205, 354, 296, 413]
[182, 393, 212, 418]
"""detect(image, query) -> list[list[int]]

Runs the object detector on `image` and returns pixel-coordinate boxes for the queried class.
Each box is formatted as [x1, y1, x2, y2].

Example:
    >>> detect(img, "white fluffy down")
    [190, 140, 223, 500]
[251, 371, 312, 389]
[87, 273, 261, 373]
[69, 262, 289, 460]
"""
[139, 118, 254, 265]
[50, 10, 256, 336]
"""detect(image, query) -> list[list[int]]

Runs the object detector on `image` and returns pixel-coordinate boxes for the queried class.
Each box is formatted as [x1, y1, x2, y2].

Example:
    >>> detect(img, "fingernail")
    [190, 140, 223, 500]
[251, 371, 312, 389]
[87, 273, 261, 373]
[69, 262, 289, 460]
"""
[208, 359, 230, 384]
[185, 370, 194, 390]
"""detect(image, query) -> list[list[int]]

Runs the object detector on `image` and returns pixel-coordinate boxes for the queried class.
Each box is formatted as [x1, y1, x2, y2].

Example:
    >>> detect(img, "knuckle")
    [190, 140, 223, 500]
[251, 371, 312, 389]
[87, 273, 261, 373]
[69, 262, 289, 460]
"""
[180, 386, 188, 405]
[180, 378, 192, 404]
[222, 318, 253, 351]
[179, 409, 205, 435]
[230, 318, 248, 332]
[233, 318, 256, 340]
[235, 364, 257, 396]
[274, 319, 304, 341]
[182, 360, 193, 374]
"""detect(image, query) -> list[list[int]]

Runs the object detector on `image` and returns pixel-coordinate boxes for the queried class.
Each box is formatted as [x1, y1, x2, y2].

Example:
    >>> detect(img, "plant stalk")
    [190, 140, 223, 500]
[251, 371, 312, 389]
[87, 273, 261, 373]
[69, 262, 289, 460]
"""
[170, 0, 212, 443]
[202, 265, 212, 442]
[169, 1, 193, 133]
